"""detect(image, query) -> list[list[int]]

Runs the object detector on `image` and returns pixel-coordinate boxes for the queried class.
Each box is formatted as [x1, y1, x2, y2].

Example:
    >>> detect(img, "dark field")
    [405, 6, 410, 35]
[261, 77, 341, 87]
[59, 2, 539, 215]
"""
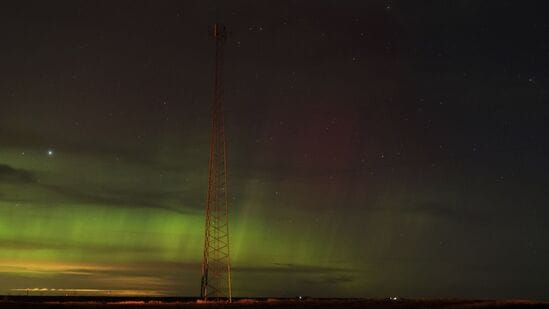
[1, 297, 549, 309]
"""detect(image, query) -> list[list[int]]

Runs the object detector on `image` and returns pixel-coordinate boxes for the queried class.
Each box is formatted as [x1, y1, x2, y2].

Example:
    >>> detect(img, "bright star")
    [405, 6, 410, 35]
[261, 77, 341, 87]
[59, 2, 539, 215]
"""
[47, 150, 54, 156]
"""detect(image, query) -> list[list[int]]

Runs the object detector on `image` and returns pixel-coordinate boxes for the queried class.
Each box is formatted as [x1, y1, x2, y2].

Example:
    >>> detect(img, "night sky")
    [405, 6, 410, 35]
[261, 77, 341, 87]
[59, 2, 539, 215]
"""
[1, 0, 549, 300]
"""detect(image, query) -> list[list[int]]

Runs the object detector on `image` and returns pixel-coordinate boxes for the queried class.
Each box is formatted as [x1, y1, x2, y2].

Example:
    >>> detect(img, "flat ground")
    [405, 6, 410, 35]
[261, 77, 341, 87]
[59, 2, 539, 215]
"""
[1, 298, 549, 309]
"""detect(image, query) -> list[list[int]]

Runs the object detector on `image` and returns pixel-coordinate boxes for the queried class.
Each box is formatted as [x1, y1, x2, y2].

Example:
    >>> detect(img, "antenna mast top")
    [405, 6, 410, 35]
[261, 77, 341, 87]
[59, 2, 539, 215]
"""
[212, 23, 227, 41]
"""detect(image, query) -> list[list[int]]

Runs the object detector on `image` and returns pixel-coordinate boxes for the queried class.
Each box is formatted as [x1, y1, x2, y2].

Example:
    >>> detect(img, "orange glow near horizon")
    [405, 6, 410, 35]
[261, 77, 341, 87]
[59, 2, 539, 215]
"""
[10, 288, 167, 296]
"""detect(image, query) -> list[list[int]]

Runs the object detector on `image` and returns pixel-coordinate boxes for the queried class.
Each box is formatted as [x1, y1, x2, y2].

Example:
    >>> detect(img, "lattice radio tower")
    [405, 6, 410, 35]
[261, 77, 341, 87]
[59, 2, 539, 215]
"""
[200, 23, 232, 301]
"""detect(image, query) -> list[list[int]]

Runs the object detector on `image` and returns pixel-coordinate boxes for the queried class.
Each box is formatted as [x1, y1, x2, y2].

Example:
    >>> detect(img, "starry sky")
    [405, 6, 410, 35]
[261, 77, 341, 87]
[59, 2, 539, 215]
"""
[1, 0, 549, 300]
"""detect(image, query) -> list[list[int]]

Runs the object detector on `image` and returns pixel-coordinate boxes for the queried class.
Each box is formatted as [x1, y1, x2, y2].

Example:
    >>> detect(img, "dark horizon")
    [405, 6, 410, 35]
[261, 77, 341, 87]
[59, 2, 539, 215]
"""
[0, 0, 548, 300]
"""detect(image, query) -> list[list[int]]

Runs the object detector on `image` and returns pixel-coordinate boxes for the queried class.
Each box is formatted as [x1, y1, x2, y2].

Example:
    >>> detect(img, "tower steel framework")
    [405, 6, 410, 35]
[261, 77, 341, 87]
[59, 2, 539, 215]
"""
[200, 23, 232, 301]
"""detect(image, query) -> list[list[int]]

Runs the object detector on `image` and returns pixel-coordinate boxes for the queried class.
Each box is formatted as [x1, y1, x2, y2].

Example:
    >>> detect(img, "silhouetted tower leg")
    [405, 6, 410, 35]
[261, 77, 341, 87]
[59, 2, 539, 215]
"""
[201, 23, 232, 302]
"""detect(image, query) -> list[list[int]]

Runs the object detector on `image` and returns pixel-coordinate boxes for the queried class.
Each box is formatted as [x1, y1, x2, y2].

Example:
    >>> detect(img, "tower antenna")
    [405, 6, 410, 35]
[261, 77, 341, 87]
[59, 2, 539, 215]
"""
[200, 23, 232, 302]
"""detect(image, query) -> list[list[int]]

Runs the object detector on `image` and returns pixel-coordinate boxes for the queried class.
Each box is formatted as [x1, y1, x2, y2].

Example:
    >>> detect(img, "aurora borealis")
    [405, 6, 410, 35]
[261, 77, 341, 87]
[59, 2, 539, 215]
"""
[1, 0, 549, 300]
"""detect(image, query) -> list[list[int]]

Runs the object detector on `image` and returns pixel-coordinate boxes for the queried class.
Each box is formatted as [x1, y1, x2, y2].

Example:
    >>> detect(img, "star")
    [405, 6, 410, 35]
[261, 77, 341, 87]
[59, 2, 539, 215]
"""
[47, 149, 54, 156]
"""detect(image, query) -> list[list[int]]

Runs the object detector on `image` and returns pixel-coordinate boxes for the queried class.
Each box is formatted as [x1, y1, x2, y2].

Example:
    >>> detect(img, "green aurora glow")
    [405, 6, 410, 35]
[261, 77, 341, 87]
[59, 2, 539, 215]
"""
[0, 146, 362, 296]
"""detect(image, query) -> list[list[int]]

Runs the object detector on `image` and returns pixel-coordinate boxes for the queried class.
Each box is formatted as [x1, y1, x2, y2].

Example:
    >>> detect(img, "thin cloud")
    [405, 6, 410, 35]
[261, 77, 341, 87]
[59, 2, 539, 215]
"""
[39, 184, 193, 214]
[234, 262, 354, 274]
[0, 164, 36, 184]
